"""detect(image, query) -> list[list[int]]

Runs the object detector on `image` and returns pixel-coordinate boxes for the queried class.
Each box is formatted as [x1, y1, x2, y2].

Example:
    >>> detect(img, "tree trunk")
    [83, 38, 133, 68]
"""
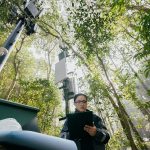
[120, 50, 150, 118]
[4, 35, 26, 99]
[95, 52, 139, 150]
[106, 90, 139, 150]
[110, 53, 150, 119]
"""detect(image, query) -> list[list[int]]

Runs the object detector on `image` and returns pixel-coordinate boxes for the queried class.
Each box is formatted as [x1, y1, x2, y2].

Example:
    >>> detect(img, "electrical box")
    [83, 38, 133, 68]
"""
[0, 98, 40, 132]
[24, 1, 39, 18]
[63, 78, 76, 100]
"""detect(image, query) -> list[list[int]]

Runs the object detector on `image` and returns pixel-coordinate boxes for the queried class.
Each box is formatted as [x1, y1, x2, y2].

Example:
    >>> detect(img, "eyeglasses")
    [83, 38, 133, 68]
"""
[75, 100, 87, 104]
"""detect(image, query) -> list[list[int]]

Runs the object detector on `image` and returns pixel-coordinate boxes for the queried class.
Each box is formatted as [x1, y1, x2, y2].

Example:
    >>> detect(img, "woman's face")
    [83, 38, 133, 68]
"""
[74, 95, 87, 112]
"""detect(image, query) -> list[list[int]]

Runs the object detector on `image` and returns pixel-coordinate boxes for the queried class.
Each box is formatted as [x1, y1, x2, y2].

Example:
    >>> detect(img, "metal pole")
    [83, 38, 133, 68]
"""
[63, 79, 70, 115]
[0, 19, 25, 72]
[65, 99, 69, 115]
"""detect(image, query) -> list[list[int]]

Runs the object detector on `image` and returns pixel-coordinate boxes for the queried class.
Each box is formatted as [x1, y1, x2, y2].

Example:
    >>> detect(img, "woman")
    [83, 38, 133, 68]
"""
[60, 93, 110, 150]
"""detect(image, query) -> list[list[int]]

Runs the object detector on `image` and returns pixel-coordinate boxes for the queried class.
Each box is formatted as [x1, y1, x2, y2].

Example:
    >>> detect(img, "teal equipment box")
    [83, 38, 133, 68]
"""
[0, 98, 40, 132]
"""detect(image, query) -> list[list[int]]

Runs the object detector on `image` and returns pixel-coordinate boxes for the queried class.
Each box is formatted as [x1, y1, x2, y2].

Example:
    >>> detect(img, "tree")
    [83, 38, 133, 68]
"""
[65, 0, 149, 149]
[0, 0, 63, 136]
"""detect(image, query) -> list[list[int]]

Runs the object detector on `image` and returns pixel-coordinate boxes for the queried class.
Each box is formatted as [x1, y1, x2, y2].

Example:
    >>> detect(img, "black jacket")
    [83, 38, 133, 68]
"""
[60, 110, 110, 150]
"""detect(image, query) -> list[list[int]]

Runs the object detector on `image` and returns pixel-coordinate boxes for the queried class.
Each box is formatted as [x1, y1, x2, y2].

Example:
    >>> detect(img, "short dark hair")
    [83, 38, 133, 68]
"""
[74, 93, 88, 102]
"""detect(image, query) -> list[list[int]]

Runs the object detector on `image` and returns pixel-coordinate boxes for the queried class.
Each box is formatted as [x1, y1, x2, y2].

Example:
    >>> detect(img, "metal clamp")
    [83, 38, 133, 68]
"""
[0, 47, 8, 56]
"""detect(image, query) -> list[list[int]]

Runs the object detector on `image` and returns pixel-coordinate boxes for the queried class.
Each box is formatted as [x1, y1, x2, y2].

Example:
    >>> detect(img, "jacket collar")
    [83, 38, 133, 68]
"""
[75, 109, 90, 113]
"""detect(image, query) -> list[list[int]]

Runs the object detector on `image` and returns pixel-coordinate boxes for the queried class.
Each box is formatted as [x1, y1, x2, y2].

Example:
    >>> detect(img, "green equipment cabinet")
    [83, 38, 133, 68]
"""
[0, 98, 40, 132]
[0, 99, 78, 150]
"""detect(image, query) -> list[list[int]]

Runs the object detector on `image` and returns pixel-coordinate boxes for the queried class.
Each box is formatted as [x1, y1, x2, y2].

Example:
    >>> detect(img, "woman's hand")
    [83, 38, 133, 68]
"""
[84, 125, 97, 136]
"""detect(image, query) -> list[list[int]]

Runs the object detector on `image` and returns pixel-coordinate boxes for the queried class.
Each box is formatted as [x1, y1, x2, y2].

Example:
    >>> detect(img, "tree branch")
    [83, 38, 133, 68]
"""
[126, 5, 150, 13]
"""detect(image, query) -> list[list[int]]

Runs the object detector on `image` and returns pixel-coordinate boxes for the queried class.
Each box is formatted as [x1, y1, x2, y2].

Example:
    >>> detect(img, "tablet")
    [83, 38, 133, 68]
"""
[67, 111, 93, 140]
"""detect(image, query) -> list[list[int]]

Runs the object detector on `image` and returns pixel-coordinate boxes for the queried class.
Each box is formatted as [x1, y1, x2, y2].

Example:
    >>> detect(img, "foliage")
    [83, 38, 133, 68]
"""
[111, 0, 150, 77]
[107, 129, 129, 150]
[66, 0, 150, 149]
[11, 78, 61, 135]
[68, 0, 112, 58]
[0, 0, 150, 148]
[0, 0, 63, 136]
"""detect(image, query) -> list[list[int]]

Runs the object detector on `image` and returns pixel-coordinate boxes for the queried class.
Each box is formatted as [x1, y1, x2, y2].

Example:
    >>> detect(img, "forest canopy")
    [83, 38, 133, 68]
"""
[0, 0, 149, 149]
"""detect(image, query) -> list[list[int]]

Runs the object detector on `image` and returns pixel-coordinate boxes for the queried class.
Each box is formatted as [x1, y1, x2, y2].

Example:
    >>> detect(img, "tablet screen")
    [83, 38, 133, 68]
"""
[67, 111, 93, 140]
